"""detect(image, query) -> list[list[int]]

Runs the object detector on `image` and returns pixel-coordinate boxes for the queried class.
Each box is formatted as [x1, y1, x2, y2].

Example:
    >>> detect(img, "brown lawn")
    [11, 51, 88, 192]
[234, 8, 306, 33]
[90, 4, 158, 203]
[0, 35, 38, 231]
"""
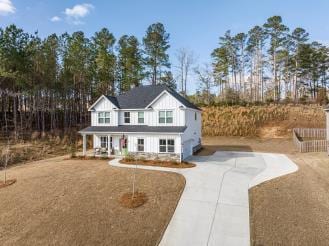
[200, 137, 329, 246]
[0, 157, 185, 246]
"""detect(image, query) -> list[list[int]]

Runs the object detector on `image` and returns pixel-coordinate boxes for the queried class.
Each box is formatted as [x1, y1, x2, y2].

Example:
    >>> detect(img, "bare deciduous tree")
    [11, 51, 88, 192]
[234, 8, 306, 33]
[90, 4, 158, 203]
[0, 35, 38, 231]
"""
[175, 48, 196, 95]
[194, 63, 216, 104]
[1, 139, 11, 184]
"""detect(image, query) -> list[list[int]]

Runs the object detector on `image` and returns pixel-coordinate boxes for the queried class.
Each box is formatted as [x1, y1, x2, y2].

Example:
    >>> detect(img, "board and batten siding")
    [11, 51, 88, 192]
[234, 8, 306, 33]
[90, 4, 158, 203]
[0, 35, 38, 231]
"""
[147, 92, 185, 126]
[91, 97, 118, 126]
[118, 111, 147, 125]
[127, 134, 182, 154]
[182, 109, 202, 146]
[93, 134, 181, 154]
[117, 92, 185, 126]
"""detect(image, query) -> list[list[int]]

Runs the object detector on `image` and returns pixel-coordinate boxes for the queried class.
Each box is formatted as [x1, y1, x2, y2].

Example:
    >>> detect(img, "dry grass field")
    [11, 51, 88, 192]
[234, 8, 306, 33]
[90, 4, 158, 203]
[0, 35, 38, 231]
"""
[0, 139, 70, 167]
[202, 105, 325, 137]
[250, 152, 329, 246]
[0, 157, 185, 246]
[201, 136, 329, 246]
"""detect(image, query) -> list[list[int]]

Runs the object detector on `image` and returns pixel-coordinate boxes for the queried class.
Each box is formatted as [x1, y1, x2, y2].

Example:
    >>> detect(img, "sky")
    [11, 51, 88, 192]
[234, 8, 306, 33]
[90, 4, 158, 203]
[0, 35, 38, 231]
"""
[1, 0, 329, 93]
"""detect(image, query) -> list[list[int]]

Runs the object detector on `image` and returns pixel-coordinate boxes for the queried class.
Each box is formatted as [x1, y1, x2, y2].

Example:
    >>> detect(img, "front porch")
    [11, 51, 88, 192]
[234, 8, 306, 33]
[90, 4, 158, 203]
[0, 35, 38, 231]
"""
[81, 133, 128, 157]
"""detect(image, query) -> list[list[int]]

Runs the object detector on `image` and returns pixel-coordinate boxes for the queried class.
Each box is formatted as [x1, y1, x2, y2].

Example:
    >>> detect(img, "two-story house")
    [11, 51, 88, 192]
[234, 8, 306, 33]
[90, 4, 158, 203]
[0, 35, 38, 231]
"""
[79, 85, 202, 161]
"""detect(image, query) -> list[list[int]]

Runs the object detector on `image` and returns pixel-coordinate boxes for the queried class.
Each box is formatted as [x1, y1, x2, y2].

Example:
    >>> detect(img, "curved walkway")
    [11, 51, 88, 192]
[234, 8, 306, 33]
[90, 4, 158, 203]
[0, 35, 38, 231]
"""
[109, 151, 298, 246]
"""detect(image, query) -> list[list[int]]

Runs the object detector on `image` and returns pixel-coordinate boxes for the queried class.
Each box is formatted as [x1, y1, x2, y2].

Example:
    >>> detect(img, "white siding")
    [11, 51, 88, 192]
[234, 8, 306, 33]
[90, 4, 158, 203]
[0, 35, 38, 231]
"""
[127, 134, 181, 154]
[182, 109, 201, 148]
[91, 97, 118, 126]
[118, 111, 146, 125]
[148, 92, 185, 126]
[93, 133, 181, 154]
[116, 92, 185, 126]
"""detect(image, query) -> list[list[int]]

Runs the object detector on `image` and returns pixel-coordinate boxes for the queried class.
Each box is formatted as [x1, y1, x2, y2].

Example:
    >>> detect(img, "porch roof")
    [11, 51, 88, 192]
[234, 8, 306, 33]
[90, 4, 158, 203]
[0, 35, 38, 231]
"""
[79, 125, 187, 134]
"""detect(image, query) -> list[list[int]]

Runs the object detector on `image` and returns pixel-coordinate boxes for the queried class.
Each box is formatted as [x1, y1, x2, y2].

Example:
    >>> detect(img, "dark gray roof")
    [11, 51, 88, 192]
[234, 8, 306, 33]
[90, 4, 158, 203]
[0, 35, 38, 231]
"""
[105, 95, 120, 108]
[105, 85, 200, 110]
[79, 125, 187, 133]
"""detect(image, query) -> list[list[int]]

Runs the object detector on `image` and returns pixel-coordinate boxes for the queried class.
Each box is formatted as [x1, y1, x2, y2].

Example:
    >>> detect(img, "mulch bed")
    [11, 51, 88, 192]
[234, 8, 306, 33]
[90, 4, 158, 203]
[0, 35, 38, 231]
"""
[69, 156, 115, 161]
[119, 192, 148, 209]
[0, 179, 17, 189]
[119, 159, 196, 168]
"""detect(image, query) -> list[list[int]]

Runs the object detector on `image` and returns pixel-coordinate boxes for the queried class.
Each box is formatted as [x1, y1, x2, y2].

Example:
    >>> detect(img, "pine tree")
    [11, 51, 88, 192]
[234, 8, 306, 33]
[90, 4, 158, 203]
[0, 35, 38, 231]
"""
[117, 35, 144, 93]
[263, 16, 289, 101]
[159, 71, 176, 90]
[143, 23, 170, 85]
[92, 28, 116, 96]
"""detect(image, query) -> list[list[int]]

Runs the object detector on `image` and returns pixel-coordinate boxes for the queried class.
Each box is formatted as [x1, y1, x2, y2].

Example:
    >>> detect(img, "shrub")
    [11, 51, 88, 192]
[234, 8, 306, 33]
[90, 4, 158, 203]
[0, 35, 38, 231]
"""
[124, 154, 135, 162]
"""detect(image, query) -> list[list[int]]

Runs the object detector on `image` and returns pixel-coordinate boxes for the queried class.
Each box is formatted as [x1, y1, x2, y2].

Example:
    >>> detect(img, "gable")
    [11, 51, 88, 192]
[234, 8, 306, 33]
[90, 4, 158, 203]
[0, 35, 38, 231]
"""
[149, 91, 184, 109]
[89, 96, 117, 111]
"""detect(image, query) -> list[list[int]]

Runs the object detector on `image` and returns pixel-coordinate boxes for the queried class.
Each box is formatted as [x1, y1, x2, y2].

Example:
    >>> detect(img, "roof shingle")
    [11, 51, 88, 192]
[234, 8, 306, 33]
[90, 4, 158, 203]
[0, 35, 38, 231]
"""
[79, 125, 187, 133]
[105, 85, 200, 110]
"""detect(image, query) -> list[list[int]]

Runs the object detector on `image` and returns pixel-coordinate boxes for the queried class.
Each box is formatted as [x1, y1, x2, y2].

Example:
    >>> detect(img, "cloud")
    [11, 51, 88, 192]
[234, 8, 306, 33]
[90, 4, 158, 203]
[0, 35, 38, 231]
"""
[64, 3, 94, 24]
[0, 0, 15, 16]
[50, 16, 61, 22]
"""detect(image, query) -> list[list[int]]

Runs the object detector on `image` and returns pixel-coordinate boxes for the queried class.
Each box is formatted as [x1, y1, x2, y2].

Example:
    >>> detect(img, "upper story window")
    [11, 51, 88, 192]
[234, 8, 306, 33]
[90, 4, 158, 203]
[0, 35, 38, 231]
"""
[138, 112, 144, 124]
[124, 112, 130, 123]
[159, 111, 173, 124]
[98, 112, 110, 124]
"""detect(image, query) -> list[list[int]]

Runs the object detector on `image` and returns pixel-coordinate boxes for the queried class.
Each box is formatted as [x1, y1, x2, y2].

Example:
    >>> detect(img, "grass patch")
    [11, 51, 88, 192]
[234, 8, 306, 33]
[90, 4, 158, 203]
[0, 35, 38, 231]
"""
[119, 158, 196, 168]
[0, 158, 185, 245]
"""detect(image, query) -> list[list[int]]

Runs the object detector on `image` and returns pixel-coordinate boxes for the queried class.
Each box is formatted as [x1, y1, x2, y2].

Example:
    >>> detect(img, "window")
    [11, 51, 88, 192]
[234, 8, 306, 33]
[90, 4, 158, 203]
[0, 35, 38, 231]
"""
[98, 112, 110, 124]
[166, 111, 173, 123]
[167, 139, 175, 152]
[137, 139, 144, 152]
[159, 111, 173, 124]
[159, 111, 166, 123]
[159, 139, 167, 152]
[124, 112, 130, 123]
[195, 112, 197, 121]
[159, 139, 175, 153]
[138, 112, 144, 124]
[100, 136, 108, 148]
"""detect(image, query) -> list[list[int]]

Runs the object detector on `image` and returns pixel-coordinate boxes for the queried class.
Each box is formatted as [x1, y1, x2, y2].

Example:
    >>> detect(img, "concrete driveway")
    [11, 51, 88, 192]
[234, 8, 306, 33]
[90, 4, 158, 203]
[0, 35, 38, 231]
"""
[110, 151, 298, 246]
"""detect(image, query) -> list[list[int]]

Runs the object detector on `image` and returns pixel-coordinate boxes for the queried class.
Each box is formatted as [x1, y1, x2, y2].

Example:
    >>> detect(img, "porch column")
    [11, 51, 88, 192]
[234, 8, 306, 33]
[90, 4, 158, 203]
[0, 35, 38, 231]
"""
[82, 134, 87, 156]
[107, 135, 111, 157]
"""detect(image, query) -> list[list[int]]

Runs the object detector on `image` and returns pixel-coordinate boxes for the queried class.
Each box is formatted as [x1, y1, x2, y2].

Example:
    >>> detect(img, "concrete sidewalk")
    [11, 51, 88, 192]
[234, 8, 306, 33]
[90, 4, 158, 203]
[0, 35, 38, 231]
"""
[109, 151, 298, 246]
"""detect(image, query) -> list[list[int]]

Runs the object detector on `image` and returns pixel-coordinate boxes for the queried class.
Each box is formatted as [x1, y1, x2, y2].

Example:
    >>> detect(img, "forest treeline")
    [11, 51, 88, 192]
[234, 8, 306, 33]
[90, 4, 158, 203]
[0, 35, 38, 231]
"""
[0, 16, 328, 136]
[0, 22, 177, 136]
[206, 16, 329, 105]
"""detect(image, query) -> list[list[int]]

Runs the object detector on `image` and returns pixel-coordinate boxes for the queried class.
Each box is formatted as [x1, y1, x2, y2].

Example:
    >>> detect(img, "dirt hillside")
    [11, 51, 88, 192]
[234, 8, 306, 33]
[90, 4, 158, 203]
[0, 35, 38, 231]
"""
[202, 105, 326, 138]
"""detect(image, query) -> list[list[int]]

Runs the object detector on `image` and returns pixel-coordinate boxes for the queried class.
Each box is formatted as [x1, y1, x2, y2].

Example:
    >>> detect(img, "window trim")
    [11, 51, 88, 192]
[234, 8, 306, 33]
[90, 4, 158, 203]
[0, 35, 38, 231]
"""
[98, 112, 111, 124]
[138, 112, 144, 124]
[100, 136, 108, 148]
[137, 138, 144, 152]
[158, 110, 173, 124]
[159, 139, 175, 153]
[124, 112, 130, 124]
